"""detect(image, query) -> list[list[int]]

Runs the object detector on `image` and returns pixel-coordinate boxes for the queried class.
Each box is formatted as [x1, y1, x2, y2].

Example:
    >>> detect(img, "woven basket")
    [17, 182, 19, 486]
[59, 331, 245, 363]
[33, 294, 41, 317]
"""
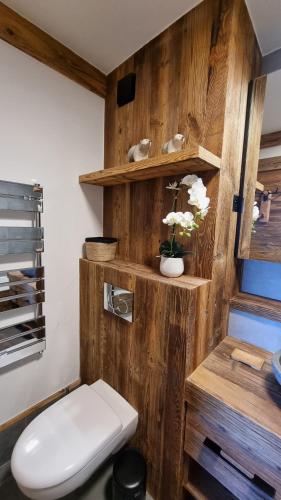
[85, 237, 118, 262]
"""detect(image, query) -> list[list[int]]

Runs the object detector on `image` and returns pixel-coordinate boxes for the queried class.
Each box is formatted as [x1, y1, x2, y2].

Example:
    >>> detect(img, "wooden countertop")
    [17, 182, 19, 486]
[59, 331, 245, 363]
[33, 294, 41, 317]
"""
[186, 336, 281, 440]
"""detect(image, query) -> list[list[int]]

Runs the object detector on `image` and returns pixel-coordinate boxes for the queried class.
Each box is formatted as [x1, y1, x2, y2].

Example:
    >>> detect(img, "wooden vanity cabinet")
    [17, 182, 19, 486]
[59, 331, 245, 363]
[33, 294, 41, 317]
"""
[184, 336, 281, 500]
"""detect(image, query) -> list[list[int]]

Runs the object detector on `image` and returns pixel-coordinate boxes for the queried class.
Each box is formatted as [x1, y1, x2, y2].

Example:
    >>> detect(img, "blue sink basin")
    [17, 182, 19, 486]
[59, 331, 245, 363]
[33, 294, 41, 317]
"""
[272, 350, 281, 385]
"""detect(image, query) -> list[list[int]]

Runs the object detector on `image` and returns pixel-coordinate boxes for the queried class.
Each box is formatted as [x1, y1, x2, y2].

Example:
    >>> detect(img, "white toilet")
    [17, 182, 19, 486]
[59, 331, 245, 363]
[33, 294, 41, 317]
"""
[11, 380, 138, 500]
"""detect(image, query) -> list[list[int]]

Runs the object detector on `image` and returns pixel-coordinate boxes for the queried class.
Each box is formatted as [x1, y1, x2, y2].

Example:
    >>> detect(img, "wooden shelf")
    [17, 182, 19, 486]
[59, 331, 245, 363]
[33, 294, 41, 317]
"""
[81, 258, 210, 289]
[255, 180, 264, 192]
[80, 258, 210, 290]
[229, 292, 281, 323]
[79, 146, 221, 186]
[183, 461, 236, 500]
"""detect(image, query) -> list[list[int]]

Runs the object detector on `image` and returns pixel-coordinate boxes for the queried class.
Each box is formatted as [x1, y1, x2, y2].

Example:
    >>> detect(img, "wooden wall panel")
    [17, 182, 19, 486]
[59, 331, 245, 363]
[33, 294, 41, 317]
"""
[103, 0, 261, 294]
[249, 167, 281, 261]
[238, 76, 267, 259]
[80, 1, 261, 499]
[206, 0, 261, 344]
[80, 259, 210, 500]
[103, 0, 231, 277]
[103, 0, 261, 344]
[261, 130, 281, 149]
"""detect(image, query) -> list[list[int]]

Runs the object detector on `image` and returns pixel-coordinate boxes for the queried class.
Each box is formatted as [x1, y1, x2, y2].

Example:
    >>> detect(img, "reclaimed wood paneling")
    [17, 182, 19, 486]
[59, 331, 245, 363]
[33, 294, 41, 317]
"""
[0, 1, 106, 97]
[259, 155, 281, 172]
[261, 130, 281, 149]
[249, 166, 281, 261]
[237, 76, 267, 259]
[80, 258, 210, 500]
[185, 337, 281, 496]
[80, 1, 261, 498]
[79, 146, 220, 186]
[103, 0, 231, 277]
[207, 0, 261, 344]
[103, 0, 261, 329]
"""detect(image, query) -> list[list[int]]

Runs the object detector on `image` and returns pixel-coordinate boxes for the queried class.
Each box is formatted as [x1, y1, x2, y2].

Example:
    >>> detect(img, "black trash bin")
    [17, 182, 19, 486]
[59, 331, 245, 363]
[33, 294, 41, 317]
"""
[113, 448, 147, 500]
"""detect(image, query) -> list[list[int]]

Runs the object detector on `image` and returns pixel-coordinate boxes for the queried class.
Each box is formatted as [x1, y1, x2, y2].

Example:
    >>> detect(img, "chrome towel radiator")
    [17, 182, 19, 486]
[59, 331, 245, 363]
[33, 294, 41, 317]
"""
[0, 180, 45, 368]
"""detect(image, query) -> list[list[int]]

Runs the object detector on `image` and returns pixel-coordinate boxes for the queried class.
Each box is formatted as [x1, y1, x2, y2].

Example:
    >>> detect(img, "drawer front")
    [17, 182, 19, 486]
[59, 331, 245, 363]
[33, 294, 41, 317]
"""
[185, 426, 275, 500]
[185, 390, 281, 494]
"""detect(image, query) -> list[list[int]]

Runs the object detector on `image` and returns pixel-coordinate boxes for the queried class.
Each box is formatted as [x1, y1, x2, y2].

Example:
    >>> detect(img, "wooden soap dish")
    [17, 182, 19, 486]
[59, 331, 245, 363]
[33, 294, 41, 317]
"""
[230, 347, 264, 371]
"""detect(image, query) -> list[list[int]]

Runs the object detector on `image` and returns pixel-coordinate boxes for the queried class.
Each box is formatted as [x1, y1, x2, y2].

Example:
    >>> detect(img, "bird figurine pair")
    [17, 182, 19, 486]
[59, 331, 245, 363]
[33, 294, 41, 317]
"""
[128, 134, 186, 162]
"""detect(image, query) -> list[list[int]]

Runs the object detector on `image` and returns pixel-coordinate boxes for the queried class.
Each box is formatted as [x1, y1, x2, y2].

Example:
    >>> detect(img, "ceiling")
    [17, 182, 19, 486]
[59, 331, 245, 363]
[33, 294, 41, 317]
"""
[245, 0, 281, 56]
[2, 0, 202, 74]
[2, 0, 281, 74]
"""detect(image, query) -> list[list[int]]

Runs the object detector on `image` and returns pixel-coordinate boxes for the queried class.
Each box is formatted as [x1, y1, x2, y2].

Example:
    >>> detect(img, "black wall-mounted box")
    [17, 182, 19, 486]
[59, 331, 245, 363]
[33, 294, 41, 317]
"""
[117, 73, 136, 107]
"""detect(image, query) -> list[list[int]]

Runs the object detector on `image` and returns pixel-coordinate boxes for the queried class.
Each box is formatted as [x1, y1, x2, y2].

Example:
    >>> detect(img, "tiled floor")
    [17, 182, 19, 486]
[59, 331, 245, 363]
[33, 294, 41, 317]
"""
[0, 460, 153, 500]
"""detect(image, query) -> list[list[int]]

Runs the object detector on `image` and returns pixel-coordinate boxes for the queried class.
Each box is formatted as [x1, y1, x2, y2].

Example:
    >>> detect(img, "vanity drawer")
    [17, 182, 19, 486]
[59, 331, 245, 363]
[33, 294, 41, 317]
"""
[185, 337, 281, 499]
[185, 402, 281, 496]
[185, 424, 275, 500]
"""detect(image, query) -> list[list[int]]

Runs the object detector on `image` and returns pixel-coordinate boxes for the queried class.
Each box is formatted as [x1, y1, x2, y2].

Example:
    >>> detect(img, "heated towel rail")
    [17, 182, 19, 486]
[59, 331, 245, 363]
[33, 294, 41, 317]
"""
[0, 180, 45, 368]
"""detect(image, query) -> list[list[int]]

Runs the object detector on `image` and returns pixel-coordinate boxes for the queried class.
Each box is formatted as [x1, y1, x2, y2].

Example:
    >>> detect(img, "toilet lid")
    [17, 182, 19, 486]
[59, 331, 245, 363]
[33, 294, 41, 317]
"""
[11, 385, 122, 490]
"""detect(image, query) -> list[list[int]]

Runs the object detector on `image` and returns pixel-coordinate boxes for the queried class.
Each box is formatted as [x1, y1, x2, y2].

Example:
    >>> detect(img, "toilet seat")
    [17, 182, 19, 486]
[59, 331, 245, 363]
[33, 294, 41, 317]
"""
[11, 382, 130, 496]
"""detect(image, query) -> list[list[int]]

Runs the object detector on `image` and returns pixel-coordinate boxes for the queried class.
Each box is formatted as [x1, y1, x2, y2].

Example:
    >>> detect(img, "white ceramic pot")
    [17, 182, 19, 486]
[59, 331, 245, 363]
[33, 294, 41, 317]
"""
[160, 256, 184, 278]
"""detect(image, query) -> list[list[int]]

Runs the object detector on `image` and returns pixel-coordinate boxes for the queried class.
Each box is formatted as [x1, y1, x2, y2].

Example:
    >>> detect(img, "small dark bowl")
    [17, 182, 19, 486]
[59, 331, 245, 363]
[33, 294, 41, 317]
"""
[85, 237, 118, 244]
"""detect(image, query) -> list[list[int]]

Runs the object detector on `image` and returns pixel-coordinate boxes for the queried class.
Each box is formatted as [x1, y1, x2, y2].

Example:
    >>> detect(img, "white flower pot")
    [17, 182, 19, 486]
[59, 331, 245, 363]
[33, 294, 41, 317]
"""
[160, 256, 184, 278]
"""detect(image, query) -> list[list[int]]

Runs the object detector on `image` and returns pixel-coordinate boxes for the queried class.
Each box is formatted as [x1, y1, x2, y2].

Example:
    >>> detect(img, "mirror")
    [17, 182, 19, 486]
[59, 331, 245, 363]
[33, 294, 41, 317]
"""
[238, 69, 281, 262]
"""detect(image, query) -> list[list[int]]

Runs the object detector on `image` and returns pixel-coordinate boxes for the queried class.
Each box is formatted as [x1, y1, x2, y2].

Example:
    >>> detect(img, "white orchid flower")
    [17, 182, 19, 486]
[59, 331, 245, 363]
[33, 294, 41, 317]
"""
[163, 212, 180, 225]
[181, 174, 199, 187]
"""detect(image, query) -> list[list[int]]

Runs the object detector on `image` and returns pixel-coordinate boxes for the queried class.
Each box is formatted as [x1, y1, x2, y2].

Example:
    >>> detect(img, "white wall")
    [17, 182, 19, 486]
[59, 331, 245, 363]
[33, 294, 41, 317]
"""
[229, 259, 281, 349]
[0, 40, 104, 423]
[228, 310, 281, 352]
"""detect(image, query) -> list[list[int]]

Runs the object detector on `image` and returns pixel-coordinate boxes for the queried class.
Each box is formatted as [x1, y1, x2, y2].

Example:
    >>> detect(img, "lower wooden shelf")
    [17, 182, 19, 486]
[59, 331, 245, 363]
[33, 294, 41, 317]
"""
[80, 258, 210, 290]
[183, 460, 236, 500]
[230, 291, 281, 323]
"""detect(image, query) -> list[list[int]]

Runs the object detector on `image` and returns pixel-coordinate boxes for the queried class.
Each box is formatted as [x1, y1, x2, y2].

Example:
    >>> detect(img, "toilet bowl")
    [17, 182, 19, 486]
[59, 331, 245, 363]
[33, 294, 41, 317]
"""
[11, 380, 138, 500]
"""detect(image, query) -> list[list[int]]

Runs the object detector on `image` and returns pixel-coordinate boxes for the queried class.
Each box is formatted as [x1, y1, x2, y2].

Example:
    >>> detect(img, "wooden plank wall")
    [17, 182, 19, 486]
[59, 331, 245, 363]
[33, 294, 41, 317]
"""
[80, 1, 261, 498]
[250, 166, 281, 261]
[103, 0, 261, 342]
[104, 0, 229, 278]
[80, 259, 210, 500]
[237, 77, 267, 259]
[199, 0, 261, 346]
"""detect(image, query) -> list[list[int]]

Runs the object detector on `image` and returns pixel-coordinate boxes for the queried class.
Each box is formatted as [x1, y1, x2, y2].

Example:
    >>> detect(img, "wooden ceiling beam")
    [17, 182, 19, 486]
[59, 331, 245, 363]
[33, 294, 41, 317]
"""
[0, 1, 107, 98]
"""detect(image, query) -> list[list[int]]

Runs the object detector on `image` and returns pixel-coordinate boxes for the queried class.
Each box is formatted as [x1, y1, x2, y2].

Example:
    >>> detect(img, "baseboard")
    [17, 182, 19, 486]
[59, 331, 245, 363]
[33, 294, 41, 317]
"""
[0, 378, 81, 432]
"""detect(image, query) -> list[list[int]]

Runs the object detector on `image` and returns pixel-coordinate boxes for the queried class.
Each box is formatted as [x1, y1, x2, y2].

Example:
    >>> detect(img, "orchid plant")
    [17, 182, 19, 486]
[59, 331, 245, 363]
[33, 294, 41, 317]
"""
[160, 174, 210, 258]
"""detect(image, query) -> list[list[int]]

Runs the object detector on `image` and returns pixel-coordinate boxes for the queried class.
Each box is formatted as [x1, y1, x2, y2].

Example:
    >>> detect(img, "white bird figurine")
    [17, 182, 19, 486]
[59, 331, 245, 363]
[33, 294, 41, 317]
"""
[162, 133, 186, 154]
[128, 138, 152, 162]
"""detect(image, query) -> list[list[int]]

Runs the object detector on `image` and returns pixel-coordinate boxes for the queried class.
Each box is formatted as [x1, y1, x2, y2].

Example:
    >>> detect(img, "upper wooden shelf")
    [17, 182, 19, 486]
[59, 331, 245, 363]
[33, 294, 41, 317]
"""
[79, 146, 221, 186]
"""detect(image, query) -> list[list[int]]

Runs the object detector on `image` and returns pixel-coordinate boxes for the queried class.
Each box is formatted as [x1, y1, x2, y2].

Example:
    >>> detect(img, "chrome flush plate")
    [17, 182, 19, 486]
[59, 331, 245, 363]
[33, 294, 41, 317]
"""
[104, 282, 133, 322]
